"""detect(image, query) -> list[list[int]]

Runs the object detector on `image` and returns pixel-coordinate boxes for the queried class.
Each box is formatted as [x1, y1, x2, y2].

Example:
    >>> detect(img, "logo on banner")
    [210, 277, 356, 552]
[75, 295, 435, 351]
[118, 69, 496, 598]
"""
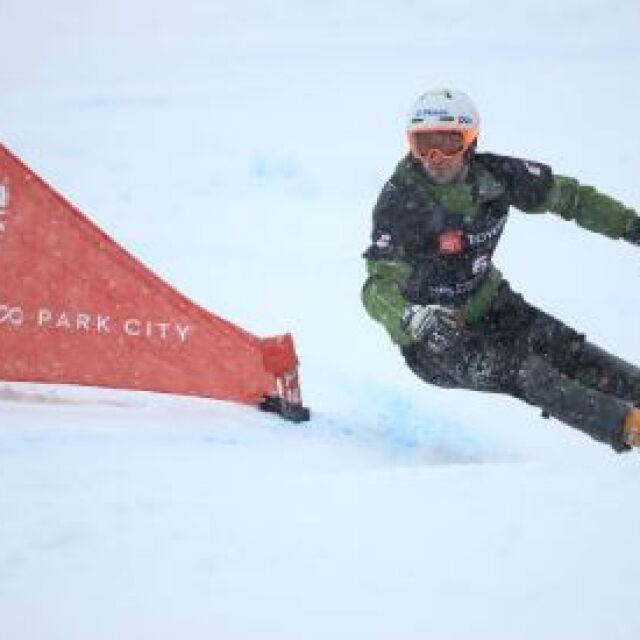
[0, 304, 24, 326]
[0, 302, 192, 344]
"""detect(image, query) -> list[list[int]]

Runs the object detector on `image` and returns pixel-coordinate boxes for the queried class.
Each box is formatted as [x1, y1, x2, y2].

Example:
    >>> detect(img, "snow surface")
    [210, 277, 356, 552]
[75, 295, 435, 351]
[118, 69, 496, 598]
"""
[1, 1, 640, 638]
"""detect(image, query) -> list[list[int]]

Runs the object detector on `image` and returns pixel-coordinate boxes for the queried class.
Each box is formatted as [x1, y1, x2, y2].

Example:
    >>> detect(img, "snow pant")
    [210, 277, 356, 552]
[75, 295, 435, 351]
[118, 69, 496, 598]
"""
[401, 282, 640, 451]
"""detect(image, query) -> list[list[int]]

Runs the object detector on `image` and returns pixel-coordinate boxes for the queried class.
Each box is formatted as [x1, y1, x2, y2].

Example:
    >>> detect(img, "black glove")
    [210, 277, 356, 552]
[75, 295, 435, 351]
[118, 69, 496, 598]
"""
[623, 217, 640, 245]
[401, 304, 463, 353]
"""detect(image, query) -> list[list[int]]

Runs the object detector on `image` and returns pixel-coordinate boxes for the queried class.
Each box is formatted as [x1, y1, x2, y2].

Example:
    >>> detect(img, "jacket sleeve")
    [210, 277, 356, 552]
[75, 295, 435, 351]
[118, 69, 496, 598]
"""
[478, 153, 639, 241]
[536, 175, 639, 241]
[362, 259, 414, 346]
[362, 176, 423, 345]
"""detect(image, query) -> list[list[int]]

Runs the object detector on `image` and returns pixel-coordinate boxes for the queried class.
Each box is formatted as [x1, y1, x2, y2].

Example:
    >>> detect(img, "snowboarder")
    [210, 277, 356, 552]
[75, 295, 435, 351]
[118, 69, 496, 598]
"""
[362, 88, 640, 452]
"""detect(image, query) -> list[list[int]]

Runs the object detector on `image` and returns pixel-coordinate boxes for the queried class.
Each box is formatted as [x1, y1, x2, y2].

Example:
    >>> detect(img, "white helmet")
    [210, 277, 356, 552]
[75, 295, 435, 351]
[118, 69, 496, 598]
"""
[406, 88, 480, 160]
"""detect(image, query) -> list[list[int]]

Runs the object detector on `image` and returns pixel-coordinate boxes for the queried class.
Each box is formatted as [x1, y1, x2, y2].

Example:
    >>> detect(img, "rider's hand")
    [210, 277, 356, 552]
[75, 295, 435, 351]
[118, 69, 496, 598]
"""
[623, 217, 640, 245]
[401, 304, 463, 352]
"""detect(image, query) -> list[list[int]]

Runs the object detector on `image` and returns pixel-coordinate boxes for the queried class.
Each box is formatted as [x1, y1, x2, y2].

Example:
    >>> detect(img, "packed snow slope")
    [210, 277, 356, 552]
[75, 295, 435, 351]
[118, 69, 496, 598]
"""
[1, 1, 639, 639]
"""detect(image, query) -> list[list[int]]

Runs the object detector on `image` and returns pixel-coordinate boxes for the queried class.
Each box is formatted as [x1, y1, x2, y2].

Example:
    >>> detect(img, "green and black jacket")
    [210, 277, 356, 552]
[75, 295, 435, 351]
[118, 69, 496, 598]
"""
[362, 153, 639, 346]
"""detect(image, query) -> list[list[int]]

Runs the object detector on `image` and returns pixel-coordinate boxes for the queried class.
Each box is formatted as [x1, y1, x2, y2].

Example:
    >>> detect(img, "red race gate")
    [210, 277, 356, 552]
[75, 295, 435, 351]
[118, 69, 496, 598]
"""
[0, 142, 309, 421]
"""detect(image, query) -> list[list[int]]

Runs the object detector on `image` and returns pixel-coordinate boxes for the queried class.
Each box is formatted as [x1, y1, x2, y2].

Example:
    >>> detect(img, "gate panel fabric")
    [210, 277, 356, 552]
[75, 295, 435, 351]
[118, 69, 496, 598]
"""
[0, 143, 302, 408]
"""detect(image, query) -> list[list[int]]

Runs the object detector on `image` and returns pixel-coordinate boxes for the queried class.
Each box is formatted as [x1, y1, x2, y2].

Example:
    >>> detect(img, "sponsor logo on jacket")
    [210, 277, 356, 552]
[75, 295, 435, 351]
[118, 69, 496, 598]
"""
[466, 216, 507, 247]
[438, 230, 465, 255]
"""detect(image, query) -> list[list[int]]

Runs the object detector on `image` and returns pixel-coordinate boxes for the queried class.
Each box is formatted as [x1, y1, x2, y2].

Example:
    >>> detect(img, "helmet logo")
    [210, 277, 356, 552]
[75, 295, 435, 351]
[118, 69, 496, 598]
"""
[415, 108, 449, 118]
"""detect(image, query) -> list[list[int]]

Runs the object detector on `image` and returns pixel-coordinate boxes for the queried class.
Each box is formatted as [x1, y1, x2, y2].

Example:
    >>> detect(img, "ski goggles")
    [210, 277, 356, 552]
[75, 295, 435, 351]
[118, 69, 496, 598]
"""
[408, 128, 475, 163]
